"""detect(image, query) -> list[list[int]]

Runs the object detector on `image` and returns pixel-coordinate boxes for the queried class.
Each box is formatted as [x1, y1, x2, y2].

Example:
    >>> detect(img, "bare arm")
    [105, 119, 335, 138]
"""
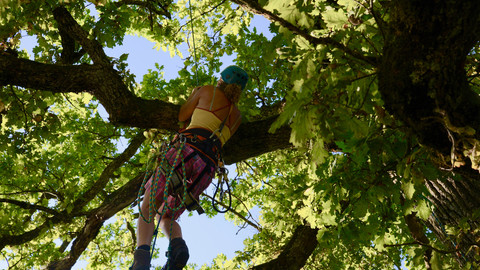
[178, 86, 202, 122]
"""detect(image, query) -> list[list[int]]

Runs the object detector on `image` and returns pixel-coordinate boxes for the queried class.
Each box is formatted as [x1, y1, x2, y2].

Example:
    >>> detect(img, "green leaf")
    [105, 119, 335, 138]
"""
[401, 180, 415, 200]
[323, 7, 348, 30]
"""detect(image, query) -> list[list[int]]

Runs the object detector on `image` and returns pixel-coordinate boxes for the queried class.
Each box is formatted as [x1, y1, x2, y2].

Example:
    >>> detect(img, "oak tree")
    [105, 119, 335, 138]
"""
[1, 0, 480, 269]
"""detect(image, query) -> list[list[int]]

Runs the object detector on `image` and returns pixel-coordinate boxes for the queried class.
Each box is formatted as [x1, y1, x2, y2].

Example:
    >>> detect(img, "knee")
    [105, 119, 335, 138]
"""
[140, 200, 150, 215]
[160, 215, 172, 226]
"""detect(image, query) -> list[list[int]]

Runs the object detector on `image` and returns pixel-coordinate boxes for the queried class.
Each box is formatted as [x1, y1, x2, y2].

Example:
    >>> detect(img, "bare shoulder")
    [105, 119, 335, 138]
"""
[197, 85, 219, 107]
[197, 85, 214, 95]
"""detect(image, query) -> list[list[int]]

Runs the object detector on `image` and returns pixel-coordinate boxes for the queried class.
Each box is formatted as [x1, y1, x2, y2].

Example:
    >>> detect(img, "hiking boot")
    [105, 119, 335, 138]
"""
[161, 238, 189, 270]
[130, 248, 151, 270]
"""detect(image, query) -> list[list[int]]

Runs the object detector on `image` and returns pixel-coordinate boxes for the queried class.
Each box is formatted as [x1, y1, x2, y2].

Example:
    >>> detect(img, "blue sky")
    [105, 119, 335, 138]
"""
[0, 9, 272, 270]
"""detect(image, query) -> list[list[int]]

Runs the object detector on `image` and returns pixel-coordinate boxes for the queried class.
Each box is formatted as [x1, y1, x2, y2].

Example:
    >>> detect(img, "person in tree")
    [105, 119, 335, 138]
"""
[130, 66, 249, 270]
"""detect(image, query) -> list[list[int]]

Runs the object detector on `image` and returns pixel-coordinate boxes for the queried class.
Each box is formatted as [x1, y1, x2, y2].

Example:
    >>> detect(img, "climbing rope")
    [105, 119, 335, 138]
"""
[187, 0, 199, 85]
[136, 131, 233, 268]
[136, 135, 189, 266]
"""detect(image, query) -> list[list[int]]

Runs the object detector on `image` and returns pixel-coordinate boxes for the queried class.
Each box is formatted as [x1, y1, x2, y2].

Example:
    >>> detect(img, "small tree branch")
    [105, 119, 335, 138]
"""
[0, 198, 60, 216]
[116, 0, 172, 19]
[53, 6, 110, 66]
[202, 192, 262, 232]
[232, 0, 377, 66]
[72, 132, 145, 211]
[384, 241, 456, 255]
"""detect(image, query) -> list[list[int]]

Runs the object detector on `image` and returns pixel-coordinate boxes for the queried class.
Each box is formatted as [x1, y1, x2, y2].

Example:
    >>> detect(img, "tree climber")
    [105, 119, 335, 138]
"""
[130, 66, 249, 270]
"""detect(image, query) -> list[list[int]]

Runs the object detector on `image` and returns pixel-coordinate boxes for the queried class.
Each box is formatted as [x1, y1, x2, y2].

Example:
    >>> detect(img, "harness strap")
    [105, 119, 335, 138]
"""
[209, 86, 216, 111]
[230, 113, 241, 131]
[180, 128, 221, 167]
[214, 105, 232, 140]
[187, 165, 209, 193]
[208, 86, 235, 140]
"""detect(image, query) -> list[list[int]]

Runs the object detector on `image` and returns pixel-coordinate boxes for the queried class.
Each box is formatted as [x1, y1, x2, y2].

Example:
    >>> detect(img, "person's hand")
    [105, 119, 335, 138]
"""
[191, 86, 200, 94]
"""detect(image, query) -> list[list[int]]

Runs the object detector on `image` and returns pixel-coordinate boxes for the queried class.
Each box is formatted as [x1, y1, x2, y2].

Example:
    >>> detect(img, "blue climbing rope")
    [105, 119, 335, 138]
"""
[137, 135, 189, 268]
[187, 0, 199, 86]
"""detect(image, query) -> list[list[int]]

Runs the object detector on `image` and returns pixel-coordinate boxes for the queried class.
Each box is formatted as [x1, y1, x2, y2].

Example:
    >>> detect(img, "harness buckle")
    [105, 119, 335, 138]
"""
[178, 134, 187, 144]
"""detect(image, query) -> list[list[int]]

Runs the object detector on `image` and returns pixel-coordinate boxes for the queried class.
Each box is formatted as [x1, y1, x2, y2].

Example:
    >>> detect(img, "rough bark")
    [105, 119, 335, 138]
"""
[251, 224, 319, 270]
[378, 0, 480, 161]
[376, 1, 480, 265]
[424, 168, 480, 265]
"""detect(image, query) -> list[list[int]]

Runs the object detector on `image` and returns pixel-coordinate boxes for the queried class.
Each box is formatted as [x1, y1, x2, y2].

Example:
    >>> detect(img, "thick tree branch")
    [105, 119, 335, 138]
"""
[0, 54, 100, 93]
[223, 116, 292, 164]
[0, 220, 51, 251]
[56, 12, 85, 65]
[0, 53, 292, 162]
[251, 224, 319, 270]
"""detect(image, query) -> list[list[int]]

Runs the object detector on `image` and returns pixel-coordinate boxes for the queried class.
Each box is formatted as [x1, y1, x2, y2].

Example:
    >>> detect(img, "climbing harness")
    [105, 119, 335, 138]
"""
[157, 156, 205, 215]
[135, 125, 233, 269]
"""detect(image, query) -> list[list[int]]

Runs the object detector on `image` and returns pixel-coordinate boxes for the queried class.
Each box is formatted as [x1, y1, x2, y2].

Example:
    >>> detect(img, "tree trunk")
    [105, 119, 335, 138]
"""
[424, 167, 480, 266]
[377, 1, 480, 266]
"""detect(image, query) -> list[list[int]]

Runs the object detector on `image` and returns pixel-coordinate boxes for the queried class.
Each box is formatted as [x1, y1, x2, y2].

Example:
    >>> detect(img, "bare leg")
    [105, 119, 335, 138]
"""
[160, 216, 189, 270]
[159, 216, 183, 240]
[136, 186, 163, 247]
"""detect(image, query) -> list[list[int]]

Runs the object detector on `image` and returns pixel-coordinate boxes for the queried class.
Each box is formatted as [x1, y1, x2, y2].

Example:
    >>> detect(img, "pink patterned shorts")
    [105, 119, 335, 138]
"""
[144, 143, 215, 220]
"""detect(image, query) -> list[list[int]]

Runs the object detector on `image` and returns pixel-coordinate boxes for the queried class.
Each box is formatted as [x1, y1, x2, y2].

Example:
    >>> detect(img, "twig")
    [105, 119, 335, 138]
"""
[202, 192, 262, 232]
[384, 241, 456, 254]
[9, 85, 29, 131]
[0, 198, 60, 216]
[232, 0, 378, 66]
[0, 250, 9, 269]
[230, 192, 261, 228]
[174, 0, 228, 35]
[126, 219, 137, 250]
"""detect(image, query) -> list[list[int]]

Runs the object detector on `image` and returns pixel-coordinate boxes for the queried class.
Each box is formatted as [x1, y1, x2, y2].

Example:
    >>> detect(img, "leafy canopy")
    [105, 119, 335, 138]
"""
[1, 0, 479, 269]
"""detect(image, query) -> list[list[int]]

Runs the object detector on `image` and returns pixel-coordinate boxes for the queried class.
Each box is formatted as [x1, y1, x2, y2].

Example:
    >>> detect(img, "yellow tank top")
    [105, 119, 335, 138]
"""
[185, 86, 240, 145]
[186, 108, 233, 145]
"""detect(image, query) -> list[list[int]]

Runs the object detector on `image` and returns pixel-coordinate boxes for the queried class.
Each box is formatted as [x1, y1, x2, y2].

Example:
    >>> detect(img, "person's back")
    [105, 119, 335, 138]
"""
[181, 84, 242, 145]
